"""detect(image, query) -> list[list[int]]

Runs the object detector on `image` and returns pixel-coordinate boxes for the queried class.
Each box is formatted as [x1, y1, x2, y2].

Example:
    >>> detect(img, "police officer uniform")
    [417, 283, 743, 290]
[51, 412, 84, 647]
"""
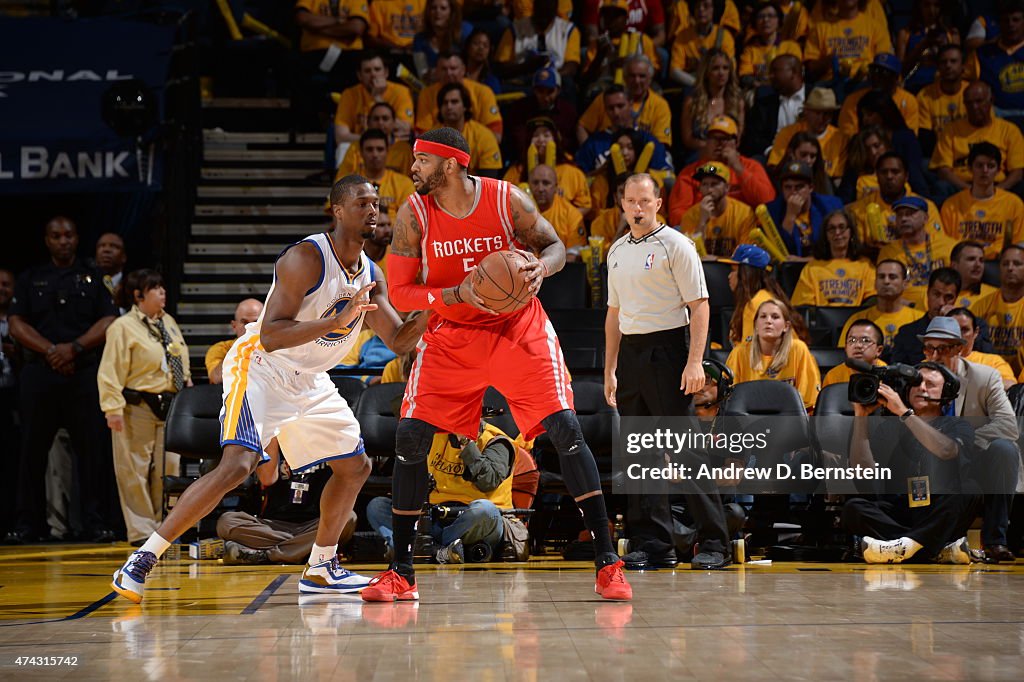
[8, 259, 118, 541]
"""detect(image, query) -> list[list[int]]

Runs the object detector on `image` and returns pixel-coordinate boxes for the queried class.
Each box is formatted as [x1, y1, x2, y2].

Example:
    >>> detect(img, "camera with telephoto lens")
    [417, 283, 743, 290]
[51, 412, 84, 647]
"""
[846, 359, 922, 407]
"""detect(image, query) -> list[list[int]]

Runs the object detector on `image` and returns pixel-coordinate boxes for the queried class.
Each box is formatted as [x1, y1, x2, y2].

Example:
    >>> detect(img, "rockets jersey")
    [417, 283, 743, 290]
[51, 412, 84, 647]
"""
[407, 176, 527, 325]
[243, 232, 375, 374]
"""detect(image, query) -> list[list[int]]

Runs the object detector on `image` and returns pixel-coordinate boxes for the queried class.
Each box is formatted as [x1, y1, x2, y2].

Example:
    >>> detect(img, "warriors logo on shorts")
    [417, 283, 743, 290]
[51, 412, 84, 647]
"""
[319, 296, 363, 345]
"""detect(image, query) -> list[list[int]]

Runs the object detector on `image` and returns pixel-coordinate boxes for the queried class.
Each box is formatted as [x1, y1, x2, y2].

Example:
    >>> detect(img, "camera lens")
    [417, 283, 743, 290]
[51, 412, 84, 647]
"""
[848, 374, 880, 405]
[467, 542, 493, 563]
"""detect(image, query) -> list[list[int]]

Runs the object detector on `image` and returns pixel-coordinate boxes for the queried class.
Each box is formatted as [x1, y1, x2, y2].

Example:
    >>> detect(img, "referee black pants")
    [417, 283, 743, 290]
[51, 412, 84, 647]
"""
[616, 327, 730, 555]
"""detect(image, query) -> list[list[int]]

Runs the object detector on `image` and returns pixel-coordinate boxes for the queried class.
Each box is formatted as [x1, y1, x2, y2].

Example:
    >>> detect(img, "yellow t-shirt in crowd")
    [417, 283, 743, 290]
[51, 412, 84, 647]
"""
[767, 121, 847, 178]
[336, 139, 413, 177]
[930, 117, 1024, 184]
[504, 163, 591, 213]
[205, 339, 235, 376]
[494, 22, 581, 67]
[739, 288, 776, 344]
[803, 12, 893, 80]
[877, 232, 959, 302]
[966, 351, 1015, 384]
[368, 0, 424, 48]
[296, 0, 370, 52]
[591, 208, 625, 246]
[838, 86, 919, 136]
[838, 305, 925, 350]
[916, 80, 969, 135]
[334, 81, 415, 131]
[678, 197, 755, 258]
[542, 195, 586, 249]
[957, 283, 999, 309]
[460, 119, 502, 172]
[741, 0, 809, 43]
[416, 79, 503, 136]
[940, 188, 1024, 260]
[670, 26, 738, 75]
[726, 337, 821, 410]
[970, 291, 1024, 368]
[381, 355, 406, 383]
[672, 0, 741, 38]
[791, 258, 877, 307]
[822, 357, 886, 387]
[738, 40, 802, 81]
[847, 192, 945, 249]
[578, 89, 673, 146]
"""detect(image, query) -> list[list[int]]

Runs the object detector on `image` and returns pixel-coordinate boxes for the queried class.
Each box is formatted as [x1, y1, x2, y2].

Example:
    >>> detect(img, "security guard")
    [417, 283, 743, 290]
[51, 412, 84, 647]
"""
[6, 217, 118, 543]
[603, 173, 729, 570]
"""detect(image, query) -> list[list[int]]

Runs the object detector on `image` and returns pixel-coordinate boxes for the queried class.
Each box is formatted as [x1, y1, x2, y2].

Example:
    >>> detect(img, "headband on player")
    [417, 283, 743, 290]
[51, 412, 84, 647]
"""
[413, 139, 471, 167]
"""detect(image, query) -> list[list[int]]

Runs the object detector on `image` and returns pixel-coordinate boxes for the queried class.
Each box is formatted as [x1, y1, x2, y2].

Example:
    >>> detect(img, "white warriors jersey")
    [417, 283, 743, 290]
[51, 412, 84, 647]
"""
[241, 232, 375, 374]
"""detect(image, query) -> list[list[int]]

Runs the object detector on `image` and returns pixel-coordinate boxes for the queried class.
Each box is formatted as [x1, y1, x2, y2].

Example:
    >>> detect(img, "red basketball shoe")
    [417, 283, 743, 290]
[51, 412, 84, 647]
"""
[595, 560, 632, 600]
[360, 569, 420, 602]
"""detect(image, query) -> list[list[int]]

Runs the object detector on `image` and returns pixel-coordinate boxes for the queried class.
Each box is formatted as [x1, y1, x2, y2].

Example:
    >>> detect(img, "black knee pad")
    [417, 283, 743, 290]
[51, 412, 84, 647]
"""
[542, 410, 601, 496]
[392, 418, 436, 511]
[542, 410, 585, 453]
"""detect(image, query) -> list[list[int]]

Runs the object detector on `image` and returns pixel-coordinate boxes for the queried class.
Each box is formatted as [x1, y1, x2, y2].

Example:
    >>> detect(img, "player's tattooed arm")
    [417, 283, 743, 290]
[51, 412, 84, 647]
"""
[510, 184, 565, 293]
[390, 203, 422, 258]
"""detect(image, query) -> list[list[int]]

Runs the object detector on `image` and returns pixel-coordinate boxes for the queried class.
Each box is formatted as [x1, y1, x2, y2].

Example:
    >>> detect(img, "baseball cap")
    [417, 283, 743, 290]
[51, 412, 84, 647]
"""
[707, 115, 739, 138]
[693, 162, 731, 184]
[916, 317, 966, 345]
[870, 53, 902, 74]
[780, 161, 813, 182]
[720, 244, 771, 270]
[533, 68, 561, 89]
[891, 195, 928, 213]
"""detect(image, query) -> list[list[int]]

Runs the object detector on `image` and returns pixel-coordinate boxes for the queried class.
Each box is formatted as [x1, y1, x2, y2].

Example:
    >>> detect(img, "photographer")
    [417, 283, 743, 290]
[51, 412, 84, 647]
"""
[920, 316, 1020, 563]
[842, 362, 981, 564]
[367, 421, 519, 564]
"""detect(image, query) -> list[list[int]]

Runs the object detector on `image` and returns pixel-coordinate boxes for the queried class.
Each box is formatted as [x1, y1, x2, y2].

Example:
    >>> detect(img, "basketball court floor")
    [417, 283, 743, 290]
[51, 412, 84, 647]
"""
[0, 546, 1021, 680]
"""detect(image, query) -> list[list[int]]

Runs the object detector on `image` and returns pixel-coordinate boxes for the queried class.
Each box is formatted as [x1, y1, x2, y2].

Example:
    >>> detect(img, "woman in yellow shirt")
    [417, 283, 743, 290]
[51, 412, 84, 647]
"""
[726, 298, 821, 411]
[792, 209, 877, 306]
[97, 270, 190, 544]
[723, 244, 808, 345]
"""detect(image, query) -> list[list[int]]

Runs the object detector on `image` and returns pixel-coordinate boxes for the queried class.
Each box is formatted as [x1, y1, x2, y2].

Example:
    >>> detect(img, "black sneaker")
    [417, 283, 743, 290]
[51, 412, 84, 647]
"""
[621, 548, 678, 570]
[691, 550, 731, 570]
[223, 541, 270, 565]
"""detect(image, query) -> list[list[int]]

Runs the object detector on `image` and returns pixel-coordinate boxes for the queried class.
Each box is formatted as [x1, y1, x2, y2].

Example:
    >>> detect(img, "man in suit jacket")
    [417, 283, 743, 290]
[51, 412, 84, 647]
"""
[740, 54, 808, 159]
[921, 317, 1020, 563]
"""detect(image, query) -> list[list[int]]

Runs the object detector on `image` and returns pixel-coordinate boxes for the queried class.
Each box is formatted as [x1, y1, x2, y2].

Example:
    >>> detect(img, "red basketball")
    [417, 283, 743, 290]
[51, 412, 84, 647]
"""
[471, 250, 534, 313]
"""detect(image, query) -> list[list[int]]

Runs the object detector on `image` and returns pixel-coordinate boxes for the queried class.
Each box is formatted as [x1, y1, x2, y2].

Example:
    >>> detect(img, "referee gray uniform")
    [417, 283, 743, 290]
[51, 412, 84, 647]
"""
[607, 224, 708, 416]
[608, 225, 730, 561]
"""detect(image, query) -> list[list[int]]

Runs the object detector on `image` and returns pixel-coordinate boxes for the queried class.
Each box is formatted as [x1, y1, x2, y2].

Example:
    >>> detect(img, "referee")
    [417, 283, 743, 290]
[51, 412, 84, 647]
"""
[604, 173, 730, 570]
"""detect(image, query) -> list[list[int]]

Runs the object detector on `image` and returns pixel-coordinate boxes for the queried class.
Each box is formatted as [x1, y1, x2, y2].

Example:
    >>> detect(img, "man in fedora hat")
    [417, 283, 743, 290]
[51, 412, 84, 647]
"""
[765, 87, 847, 180]
[916, 315, 1020, 563]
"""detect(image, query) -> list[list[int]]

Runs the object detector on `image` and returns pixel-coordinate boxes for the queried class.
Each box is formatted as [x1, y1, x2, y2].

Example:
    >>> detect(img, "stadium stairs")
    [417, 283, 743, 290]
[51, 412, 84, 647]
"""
[176, 97, 329, 380]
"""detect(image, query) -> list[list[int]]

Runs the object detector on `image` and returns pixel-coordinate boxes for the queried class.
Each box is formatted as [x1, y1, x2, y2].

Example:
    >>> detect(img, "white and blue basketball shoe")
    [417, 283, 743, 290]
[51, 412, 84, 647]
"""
[299, 556, 371, 594]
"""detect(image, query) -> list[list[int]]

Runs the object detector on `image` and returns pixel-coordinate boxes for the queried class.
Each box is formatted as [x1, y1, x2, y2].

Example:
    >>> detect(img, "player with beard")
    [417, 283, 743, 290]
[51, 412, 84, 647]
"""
[112, 176, 429, 603]
[362, 127, 632, 602]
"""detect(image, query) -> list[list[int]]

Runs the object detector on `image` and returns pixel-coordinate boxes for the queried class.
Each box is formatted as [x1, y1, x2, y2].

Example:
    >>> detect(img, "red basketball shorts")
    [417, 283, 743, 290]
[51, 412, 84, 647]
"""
[401, 299, 574, 440]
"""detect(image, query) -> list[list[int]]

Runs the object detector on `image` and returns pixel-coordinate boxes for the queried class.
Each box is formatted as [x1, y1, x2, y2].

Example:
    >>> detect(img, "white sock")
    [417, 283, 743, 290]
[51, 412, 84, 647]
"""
[139, 533, 171, 559]
[309, 543, 337, 566]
